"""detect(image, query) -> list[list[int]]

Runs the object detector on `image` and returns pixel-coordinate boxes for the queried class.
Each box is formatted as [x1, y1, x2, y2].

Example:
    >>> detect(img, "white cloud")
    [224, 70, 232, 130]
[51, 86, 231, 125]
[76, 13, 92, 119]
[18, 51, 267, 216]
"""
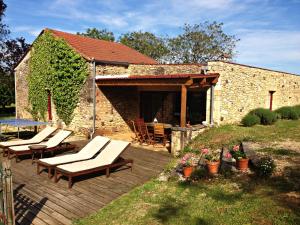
[236, 29, 300, 73]
[13, 26, 42, 36]
[40, 0, 259, 32]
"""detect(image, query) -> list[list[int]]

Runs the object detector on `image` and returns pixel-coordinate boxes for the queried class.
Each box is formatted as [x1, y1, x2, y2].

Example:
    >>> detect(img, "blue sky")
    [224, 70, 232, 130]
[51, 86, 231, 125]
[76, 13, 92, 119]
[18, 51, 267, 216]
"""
[4, 0, 300, 74]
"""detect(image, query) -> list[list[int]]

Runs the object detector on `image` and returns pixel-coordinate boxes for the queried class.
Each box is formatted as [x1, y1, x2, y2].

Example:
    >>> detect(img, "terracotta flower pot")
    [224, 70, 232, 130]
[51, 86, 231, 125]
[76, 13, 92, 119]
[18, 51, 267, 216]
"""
[206, 160, 220, 175]
[183, 166, 194, 178]
[236, 158, 249, 171]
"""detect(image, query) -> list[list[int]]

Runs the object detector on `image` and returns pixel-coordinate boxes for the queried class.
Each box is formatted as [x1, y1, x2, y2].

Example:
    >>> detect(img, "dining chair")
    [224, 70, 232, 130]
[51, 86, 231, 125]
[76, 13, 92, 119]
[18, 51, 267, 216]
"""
[130, 120, 142, 143]
[135, 118, 153, 145]
[153, 123, 167, 146]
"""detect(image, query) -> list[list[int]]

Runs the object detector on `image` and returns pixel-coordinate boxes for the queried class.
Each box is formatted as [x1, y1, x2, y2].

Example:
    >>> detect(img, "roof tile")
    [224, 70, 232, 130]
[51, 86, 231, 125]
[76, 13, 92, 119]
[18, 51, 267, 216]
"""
[47, 29, 158, 64]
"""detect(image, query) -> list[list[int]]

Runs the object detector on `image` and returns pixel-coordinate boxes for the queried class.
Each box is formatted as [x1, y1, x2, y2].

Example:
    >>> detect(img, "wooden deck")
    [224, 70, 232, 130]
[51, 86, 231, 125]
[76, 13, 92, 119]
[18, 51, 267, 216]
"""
[10, 141, 171, 225]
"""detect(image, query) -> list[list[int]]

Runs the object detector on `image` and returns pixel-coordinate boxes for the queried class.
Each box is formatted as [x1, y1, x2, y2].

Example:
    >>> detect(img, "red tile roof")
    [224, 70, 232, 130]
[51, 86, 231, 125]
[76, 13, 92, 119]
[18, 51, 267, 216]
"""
[46, 28, 158, 64]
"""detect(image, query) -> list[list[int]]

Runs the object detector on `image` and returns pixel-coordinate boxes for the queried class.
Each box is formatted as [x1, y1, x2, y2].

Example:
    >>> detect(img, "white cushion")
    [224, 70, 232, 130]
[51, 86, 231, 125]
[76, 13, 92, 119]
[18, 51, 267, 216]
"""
[0, 126, 57, 147]
[57, 140, 130, 173]
[39, 136, 110, 165]
[9, 130, 71, 152]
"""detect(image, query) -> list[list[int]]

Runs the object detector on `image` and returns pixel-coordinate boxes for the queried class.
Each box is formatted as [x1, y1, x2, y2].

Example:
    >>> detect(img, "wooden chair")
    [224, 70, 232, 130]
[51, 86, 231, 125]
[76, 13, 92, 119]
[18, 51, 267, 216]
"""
[140, 122, 154, 145]
[130, 120, 142, 143]
[135, 118, 153, 145]
[153, 123, 168, 146]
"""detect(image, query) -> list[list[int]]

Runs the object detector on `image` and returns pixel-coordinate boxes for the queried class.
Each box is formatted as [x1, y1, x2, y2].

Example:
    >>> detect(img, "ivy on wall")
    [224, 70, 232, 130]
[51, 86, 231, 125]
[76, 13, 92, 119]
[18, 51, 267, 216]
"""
[28, 31, 89, 124]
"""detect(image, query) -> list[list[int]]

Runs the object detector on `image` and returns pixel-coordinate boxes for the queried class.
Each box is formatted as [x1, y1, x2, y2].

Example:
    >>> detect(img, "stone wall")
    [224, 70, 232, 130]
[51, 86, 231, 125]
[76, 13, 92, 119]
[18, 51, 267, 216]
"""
[95, 63, 202, 76]
[15, 51, 32, 119]
[95, 86, 139, 133]
[171, 125, 207, 156]
[93, 63, 203, 133]
[208, 61, 300, 124]
[14, 54, 94, 135]
[129, 64, 202, 75]
[96, 64, 129, 75]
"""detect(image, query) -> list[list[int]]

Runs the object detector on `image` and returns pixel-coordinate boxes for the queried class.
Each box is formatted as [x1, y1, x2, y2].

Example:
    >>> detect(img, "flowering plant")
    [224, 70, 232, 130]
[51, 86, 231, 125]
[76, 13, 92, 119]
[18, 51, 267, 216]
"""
[180, 153, 198, 167]
[227, 145, 247, 160]
[203, 148, 221, 162]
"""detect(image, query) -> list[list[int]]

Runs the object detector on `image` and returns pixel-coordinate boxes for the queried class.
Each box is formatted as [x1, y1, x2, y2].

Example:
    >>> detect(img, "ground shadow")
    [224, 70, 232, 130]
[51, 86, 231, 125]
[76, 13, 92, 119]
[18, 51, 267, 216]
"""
[234, 163, 300, 222]
[208, 187, 243, 203]
[151, 196, 210, 225]
[13, 184, 48, 225]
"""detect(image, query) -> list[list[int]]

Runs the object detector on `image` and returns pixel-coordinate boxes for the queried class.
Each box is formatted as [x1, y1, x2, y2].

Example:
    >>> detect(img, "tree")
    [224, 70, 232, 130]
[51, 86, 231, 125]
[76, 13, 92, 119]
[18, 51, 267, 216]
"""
[0, 78, 14, 108]
[166, 22, 239, 63]
[0, 0, 29, 109]
[119, 31, 169, 61]
[0, 0, 9, 42]
[0, 37, 30, 75]
[77, 28, 115, 41]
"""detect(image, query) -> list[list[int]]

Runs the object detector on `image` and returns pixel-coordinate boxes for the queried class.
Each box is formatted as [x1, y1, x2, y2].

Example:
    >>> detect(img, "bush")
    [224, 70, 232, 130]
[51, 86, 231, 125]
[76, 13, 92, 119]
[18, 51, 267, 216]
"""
[251, 108, 277, 125]
[275, 106, 299, 120]
[292, 105, 300, 117]
[241, 114, 260, 127]
[255, 156, 276, 178]
[190, 167, 207, 180]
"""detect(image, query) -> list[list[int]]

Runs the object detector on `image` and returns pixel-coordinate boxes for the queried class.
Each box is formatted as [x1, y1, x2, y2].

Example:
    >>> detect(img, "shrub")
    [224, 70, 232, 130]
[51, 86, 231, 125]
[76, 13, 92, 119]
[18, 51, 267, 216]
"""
[255, 156, 276, 178]
[241, 114, 260, 127]
[251, 108, 277, 125]
[261, 110, 278, 125]
[292, 105, 300, 117]
[275, 106, 299, 120]
[190, 167, 207, 180]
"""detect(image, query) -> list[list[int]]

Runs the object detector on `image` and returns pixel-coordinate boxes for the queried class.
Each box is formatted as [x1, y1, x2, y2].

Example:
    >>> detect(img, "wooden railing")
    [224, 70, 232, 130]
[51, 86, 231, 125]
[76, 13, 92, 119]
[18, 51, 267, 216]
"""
[0, 160, 15, 225]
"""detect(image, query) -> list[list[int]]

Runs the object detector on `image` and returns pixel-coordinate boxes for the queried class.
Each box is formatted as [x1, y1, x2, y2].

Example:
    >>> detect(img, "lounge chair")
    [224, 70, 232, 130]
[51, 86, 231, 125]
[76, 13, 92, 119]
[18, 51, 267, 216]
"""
[0, 126, 57, 156]
[54, 140, 133, 188]
[37, 136, 110, 178]
[7, 130, 74, 161]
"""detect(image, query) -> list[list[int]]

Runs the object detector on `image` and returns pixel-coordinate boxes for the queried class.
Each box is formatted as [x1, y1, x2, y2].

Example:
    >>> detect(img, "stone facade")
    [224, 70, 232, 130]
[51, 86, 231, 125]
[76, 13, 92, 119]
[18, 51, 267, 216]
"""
[129, 64, 202, 75]
[208, 61, 300, 124]
[95, 86, 139, 133]
[171, 125, 207, 156]
[96, 64, 129, 75]
[95, 64, 202, 76]
[14, 52, 94, 135]
[93, 63, 204, 133]
[15, 52, 300, 138]
[15, 51, 31, 119]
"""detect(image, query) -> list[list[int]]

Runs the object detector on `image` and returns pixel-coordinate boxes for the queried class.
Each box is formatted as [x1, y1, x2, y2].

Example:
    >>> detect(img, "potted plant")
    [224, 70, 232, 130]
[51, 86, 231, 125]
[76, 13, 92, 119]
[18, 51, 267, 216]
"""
[202, 148, 221, 175]
[228, 145, 249, 171]
[180, 153, 198, 178]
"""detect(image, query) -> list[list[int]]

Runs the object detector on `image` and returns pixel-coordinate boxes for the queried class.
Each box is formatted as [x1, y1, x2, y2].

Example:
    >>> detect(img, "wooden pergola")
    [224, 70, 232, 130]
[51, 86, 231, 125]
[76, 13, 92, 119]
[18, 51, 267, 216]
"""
[96, 73, 220, 127]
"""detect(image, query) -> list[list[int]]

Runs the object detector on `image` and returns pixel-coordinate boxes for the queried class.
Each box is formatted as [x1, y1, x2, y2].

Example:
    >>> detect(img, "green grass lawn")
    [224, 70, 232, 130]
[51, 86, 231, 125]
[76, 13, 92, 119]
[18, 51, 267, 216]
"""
[75, 120, 300, 225]
[189, 120, 300, 150]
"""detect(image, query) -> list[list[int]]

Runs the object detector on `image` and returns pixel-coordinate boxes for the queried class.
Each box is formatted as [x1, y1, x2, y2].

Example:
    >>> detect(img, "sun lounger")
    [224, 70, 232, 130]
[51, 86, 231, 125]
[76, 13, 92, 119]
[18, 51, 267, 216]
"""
[7, 130, 74, 161]
[0, 126, 57, 156]
[37, 136, 110, 178]
[54, 140, 133, 188]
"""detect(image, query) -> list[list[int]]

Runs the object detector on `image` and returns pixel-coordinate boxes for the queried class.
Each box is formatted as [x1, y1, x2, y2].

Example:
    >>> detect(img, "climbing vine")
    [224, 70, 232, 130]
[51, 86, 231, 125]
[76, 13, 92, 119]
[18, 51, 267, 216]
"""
[28, 31, 88, 124]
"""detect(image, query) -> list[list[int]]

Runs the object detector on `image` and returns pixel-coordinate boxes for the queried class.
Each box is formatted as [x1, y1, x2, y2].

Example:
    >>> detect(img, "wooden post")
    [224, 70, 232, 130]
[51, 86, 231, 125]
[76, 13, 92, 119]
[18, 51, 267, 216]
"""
[2, 160, 15, 225]
[210, 85, 215, 125]
[180, 85, 187, 127]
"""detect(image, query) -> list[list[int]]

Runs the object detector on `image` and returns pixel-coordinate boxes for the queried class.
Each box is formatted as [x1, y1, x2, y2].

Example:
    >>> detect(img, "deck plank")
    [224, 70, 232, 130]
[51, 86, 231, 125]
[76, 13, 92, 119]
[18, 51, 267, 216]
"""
[9, 144, 171, 225]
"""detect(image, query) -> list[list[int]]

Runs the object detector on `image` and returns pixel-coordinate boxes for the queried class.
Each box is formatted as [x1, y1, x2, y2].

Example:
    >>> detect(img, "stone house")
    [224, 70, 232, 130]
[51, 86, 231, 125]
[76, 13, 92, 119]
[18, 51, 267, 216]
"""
[14, 29, 300, 151]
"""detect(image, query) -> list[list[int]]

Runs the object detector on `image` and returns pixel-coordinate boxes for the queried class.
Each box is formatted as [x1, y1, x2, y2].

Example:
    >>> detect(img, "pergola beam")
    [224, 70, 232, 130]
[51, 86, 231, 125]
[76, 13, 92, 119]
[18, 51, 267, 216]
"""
[96, 74, 220, 87]
[180, 85, 187, 127]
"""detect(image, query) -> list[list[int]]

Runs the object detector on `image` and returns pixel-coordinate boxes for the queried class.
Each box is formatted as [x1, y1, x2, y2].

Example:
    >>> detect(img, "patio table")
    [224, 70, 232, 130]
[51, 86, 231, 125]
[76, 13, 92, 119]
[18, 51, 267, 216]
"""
[145, 123, 173, 129]
[29, 144, 47, 164]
